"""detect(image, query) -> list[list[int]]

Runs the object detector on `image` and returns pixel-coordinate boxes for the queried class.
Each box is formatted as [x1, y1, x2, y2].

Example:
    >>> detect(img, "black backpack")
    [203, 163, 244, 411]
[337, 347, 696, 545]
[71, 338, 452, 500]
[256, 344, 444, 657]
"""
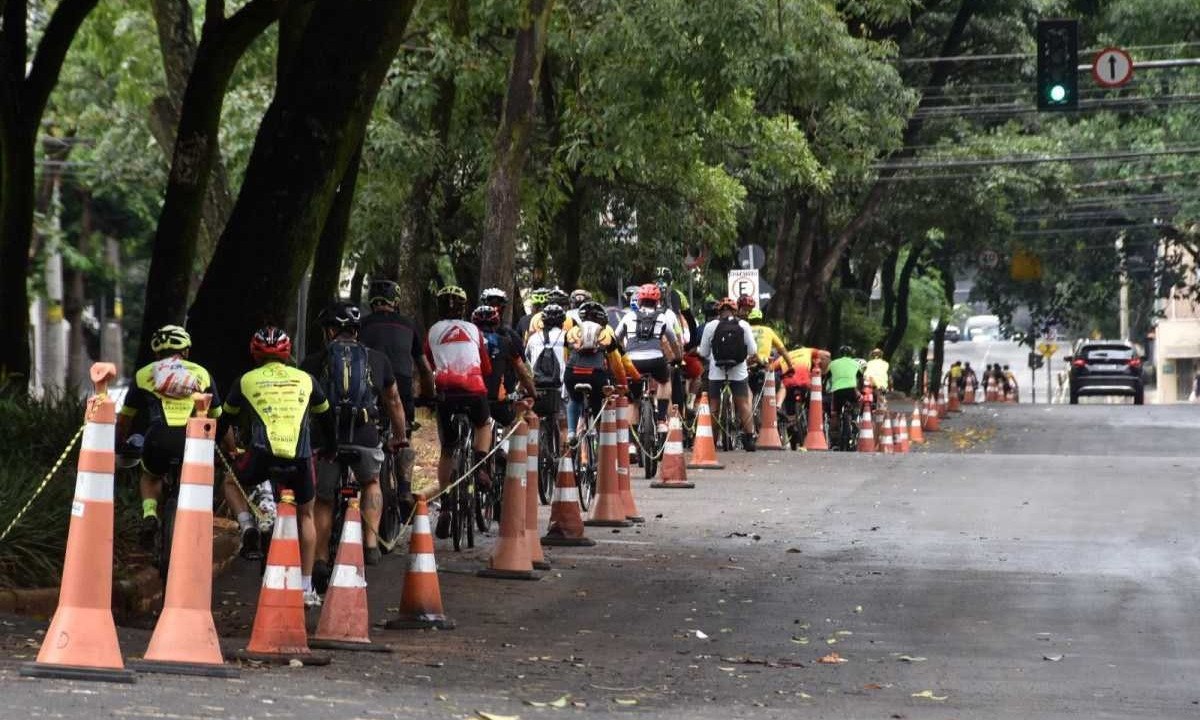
[532, 329, 562, 387]
[322, 340, 378, 444]
[711, 317, 747, 364]
[634, 308, 662, 342]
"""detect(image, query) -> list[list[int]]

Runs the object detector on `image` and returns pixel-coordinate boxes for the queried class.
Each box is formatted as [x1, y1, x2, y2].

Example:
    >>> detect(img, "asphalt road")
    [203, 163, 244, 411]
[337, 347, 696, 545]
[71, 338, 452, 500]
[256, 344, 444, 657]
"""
[4, 402, 1200, 719]
[939, 337, 1048, 402]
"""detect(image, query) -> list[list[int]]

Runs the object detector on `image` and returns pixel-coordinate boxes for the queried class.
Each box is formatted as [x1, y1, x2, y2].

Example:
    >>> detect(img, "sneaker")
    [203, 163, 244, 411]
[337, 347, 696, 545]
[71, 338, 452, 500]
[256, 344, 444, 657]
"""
[303, 588, 323, 609]
[364, 546, 382, 566]
[742, 432, 757, 452]
[138, 515, 159, 552]
[313, 559, 331, 595]
[435, 510, 452, 539]
[239, 526, 262, 560]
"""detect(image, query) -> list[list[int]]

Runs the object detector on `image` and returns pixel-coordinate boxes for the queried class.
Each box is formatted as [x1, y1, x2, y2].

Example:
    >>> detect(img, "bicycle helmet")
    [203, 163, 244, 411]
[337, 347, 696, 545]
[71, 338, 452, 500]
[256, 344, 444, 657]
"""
[471, 305, 500, 328]
[367, 279, 400, 306]
[636, 283, 661, 304]
[870, 348, 883, 358]
[150, 324, 191, 354]
[250, 326, 292, 363]
[479, 287, 508, 307]
[747, 308, 764, 323]
[655, 266, 674, 285]
[715, 297, 737, 313]
[737, 294, 757, 311]
[623, 285, 639, 301]
[545, 287, 569, 307]
[838, 345, 855, 357]
[318, 300, 362, 330]
[569, 289, 592, 308]
[702, 297, 719, 320]
[579, 301, 608, 325]
[436, 285, 469, 318]
[541, 303, 566, 328]
[527, 287, 551, 307]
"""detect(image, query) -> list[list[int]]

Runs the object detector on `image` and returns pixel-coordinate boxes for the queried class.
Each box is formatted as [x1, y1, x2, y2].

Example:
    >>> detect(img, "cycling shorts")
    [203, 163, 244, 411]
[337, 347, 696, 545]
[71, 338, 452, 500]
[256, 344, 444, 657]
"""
[233, 449, 316, 506]
[707, 378, 749, 402]
[141, 425, 186, 477]
[782, 385, 809, 417]
[436, 394, 491, 451]
[565, 368, 609, 418]
[632, 357, 670, 385]
[489, 399, 517, 428]
[831, 388, 859, 415]
[315, 445, 385, 502]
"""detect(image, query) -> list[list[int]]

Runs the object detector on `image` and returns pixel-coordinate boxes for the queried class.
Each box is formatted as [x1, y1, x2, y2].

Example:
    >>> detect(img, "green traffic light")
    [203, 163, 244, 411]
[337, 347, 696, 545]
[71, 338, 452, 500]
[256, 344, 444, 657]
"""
[1049, 84, 1067, 102]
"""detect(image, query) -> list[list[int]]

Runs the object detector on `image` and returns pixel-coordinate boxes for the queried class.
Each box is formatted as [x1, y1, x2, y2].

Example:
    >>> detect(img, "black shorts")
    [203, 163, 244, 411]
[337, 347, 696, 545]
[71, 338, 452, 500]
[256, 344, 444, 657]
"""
[141, 425, 186, 477]
[632, 357, 670, 385]
[831, 388, 859, 414]
[397, 379, 415, 437]
[565, 368, 608, 415]
[233, 449, 316, 506]
[489, 399, 517, 427]
[436, 394, 491, 450]
[782, 385, 809, 417]
[747, 367, 768, 396]
[708, 378, 749, 402]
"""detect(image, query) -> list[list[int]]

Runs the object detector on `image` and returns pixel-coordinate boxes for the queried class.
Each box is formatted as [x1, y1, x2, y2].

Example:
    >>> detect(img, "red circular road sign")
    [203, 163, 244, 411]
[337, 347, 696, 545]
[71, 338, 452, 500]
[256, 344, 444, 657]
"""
[1092, 47, 1133, 88]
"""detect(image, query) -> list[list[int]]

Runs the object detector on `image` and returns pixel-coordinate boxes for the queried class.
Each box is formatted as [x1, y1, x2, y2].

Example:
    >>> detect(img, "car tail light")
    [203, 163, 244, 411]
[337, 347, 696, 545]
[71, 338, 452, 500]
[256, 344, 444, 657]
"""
[1127, 357, 1142, 369]
[1072, 358, 1086, 368]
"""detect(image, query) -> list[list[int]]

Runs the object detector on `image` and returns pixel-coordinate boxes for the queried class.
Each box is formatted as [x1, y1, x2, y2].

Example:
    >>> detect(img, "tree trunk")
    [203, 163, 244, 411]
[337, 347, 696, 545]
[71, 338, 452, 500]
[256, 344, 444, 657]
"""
[477, 0, 556, 323]
[931, 260, 955, 394]
[305, 145, 362, 355]
[138, 0, 285, 367]
[66, 186, 91, 392]
[882, 243, 924, 359]
[880, 247, 899, 332]
[188, 0, 417, 386]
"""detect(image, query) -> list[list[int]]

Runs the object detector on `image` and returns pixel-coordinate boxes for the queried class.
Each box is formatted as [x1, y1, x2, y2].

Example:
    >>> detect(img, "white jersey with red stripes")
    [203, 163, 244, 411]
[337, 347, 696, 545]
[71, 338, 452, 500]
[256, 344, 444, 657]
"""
[426, 319, 491, 395]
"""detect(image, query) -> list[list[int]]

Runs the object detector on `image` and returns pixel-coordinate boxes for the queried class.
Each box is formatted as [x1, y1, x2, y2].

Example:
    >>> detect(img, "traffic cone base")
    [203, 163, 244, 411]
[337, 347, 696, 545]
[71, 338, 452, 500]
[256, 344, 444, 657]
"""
[389, 500, 459, 626]
[585, 408, 634, 526]
[20, 662, 136, 684]
[543, 456, 597, 546]
[480, 426, 543, 580]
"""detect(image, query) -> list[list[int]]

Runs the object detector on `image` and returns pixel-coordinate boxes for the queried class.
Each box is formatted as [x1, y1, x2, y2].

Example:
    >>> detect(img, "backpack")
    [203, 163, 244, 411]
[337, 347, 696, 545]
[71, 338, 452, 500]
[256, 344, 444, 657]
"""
[711, 317, 747, 364]
[532, 329, 562, 387]
[322, 340, 377, 444]
[634, 309, 662, 342]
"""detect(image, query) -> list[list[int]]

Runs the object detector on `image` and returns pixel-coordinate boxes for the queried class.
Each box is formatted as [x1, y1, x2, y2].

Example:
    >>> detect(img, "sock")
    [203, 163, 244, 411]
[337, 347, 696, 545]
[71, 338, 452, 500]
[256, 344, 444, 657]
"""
[236, 511, 253, 531]
[141, 498, 158, 519]
[656, 399, 669, 422]
[303, 575, 312, 592]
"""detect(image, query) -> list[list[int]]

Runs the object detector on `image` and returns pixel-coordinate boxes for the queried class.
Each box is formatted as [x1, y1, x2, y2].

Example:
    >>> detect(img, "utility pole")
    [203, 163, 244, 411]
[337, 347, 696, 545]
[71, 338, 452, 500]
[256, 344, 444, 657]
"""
[1117, 233, 1130, 340]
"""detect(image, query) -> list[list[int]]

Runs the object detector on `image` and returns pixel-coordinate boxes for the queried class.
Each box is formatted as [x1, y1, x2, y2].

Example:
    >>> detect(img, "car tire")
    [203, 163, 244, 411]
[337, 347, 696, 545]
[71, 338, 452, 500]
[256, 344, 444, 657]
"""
[1134, 388, 1145, 405]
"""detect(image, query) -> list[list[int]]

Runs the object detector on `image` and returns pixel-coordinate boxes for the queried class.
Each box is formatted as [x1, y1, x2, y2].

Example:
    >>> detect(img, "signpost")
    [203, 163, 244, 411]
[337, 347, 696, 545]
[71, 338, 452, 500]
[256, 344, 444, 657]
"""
[1038, 341, 1059, 404]
[728, 269, 759, 304]
[737, 244, 766, 270]
[1092, 47, 1133, 88]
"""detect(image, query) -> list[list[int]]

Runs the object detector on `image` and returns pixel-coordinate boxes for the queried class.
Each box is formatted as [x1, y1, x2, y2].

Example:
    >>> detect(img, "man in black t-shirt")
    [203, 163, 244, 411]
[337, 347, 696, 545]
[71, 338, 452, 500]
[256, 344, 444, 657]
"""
[360, 280, 435, 431]
[301, 302, 408, 592]
[472, 304, 536, 426]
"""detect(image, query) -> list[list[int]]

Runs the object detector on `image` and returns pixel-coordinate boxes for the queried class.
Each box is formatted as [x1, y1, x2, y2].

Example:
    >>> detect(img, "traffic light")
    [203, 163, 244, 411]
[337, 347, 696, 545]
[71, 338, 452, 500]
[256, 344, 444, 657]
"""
[1036, 19, 1079, 111]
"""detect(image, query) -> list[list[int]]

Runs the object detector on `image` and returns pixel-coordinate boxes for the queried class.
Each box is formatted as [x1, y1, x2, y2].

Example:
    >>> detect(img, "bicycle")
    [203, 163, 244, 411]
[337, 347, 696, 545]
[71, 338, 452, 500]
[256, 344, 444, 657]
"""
[532, 386, 562, 506]
[326, 446, 364, 562]
[418, 395, 481, 552]
[713, 363, 743, 452]
[779, 385, 808, 451]
[116, 443, 182, 583]
[832, 397, 860, 452]
[375, 438, 407, 553]
[633, 375, 662, 479]
[570, 383, 607, 512]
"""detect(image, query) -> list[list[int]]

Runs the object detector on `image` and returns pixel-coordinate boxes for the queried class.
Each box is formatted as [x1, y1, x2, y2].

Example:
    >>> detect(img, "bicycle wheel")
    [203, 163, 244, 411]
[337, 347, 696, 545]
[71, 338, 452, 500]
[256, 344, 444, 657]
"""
[377, 451, 404, 552]
[639, 408, 658, 479]
[450, 429, 472, 552]
[577, 431, 598, 511]
[538, 420, 558, 505]
[158, 496, 176, 583]
[720, 391, 736, 451]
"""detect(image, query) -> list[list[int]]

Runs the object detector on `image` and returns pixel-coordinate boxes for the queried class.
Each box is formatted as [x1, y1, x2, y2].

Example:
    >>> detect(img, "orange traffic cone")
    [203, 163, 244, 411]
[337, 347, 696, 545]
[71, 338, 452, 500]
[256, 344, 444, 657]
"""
[757, 371, 784, 450]
[947, 384, 961, 413]
[136, 395, 237, 677]
[311, 498, 391, 651]
[909, 407, 925, 444]
[585, 406, 634, 526]
[614, 396, 644, 522]
[879, 413, 894, 454]
[925, 396, 942, 432]
[237, 490, 329, 665]
[986, 377, 997, 402]
[23, 363, 135, 684]
[524, 412, 551, 570]
[857, 404, 876, 452]
[388, 497, 457, 627]
[965, 377, 977, 404]
[652, 406, 694, 489]
[542, 456, 596, 546]
[687, 394, 724, 469]
[895, 414, 910, 453]
[480, 422, 540, 580]
[804, 369, 828, 451]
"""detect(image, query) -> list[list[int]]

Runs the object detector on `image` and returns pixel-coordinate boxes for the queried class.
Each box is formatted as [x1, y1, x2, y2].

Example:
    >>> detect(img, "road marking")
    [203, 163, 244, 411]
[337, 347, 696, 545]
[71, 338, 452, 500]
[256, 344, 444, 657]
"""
[598, 539, 653, 545]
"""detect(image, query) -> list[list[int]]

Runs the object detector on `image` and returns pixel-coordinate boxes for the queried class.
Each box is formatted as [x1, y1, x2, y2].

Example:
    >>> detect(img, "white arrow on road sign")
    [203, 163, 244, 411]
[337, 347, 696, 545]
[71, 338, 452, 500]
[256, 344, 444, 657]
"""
[1092, 47, 1133, 88]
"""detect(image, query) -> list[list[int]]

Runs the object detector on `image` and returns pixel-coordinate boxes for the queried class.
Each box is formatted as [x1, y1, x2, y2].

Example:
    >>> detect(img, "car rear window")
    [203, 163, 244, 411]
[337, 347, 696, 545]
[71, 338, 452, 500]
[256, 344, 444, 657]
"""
[1082, 345, 1134, 361]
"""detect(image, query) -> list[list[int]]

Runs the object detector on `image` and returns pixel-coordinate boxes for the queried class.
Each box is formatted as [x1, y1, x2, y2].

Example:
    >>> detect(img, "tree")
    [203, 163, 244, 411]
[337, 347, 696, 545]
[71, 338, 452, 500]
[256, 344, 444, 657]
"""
[0, 0, 100, 389]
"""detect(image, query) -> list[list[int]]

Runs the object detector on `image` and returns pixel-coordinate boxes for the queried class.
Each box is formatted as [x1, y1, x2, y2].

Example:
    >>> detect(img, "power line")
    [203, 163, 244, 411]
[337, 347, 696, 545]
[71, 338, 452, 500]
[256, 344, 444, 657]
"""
[875, 146, 1200, 172]
[895, 42, 1200, 64]
[1011, 222, 1164, 237]
[912, 93, 1200, 118]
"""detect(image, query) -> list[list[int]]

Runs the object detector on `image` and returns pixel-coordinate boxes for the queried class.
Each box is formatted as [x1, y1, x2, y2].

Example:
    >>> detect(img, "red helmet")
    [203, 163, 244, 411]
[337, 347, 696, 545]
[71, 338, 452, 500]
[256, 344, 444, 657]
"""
[716, 297, 737, 313]
[636, 283, 661, 304]
[737, 294, 756, 310]
[250, 326, 292, 363]
[471, 304, 500, 327]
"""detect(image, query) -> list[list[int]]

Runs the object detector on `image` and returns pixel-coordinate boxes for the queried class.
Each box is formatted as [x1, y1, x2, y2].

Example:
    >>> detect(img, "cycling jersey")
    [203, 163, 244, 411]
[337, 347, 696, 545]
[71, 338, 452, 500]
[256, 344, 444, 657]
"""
[864, 358, 890, 391]
[221, 362, 330, 460]
[479, 326, 524, 400]
[750, 325, 791, 368]
[778, 347, 814, 388]
[120, 358, 221, 430]
[425, 319, 491, 396]
[827, 356, 862, 393]
[359, 310, 425, 381]
[615, 309, 679, 360]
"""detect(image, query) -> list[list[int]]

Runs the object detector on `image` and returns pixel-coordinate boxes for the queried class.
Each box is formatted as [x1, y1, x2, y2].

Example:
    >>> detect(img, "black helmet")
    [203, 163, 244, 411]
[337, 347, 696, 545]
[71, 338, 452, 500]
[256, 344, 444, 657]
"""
[579, 301, 608, 325]
[319, 301, 362, 330]
[367, 280, 400, 307]
[839, 345, 855, 357]
[545, 287, 569, 307]
[655, 266, 674, 285]
[541, 303, 566, 328]
[701, 297, 719, 319]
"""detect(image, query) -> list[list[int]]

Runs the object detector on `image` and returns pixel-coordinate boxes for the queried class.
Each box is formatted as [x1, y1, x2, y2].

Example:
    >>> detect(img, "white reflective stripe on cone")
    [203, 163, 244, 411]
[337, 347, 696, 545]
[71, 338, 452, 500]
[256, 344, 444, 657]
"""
[413, 514, 431, 535]
[330, 563, 367, 588]
[664, 441, 684, 455]
[341, 520, 363, 545]
[860, 429, 874, 439]
[553, 486, 580, 503]
[600, 432, 617, 445]
[75, 471, 114, 502]
[273, 515, 299, 540]
[82, 422, 115, 452]
[558, 457, 574, 472]
[177, 483, 213, 511]
[183, 438, 215, 466]
[697, 406, 710, 416]
[696, 425, 713, 437]
[263, 565, 303, 590]
[408, 553, 437, 573]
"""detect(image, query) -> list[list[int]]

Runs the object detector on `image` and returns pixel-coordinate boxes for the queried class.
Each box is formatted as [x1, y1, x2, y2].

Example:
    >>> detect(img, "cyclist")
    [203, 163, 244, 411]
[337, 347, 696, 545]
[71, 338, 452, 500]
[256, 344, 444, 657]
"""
[516, 287, 550, 338]
[774, 345, 824, 423]
[524, 287, 571, 339]
[864, 348, 891, 408]
[697, 297, 758, 451]
[478, 288, 530, 401]
[301, 302, 408, 591]
[654, 267, 698, 349]
[946, 361, 964, 399]
[735, 294, 756, 321]
[567, 289, 592, 327]
[117, 325, 222, 552]
[360, 279, 435, 435]
[1002, 364, 1017, 398]
[526, 303, 568, 444]
[564, 301, 635, 444]
[746, 308, 793, 398]
[219, 326, 334, 607]
[424, 286, 493, 539]
[473, 304, 537, 427]
[615, 284, 682, 431]
[827, 345, 864, 422]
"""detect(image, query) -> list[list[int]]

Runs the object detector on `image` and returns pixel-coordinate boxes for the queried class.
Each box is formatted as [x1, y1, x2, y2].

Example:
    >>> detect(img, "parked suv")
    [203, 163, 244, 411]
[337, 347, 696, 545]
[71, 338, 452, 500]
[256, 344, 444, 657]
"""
[1066, 339, 1145, 405]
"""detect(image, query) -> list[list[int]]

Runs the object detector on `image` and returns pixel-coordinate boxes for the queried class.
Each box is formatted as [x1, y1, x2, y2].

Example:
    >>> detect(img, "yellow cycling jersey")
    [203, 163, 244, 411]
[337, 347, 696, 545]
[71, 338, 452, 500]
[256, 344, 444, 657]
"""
[750, 325, 791, 367]
[864, 358, 890, 391]
[222, 362, 330, 459]
[527, 311, 576, 339]
[784, 347, 813, 371]
[950, 366, 963, 379]
[120, 359, 221, 428]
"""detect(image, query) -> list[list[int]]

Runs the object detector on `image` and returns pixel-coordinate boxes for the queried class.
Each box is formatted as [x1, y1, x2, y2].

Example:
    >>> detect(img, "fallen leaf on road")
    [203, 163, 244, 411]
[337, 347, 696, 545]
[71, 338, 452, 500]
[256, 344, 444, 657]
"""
[693, 629, 709, 640]
[826, 638, 838, 645]
[835, 630, 853, 636]
[524, 694, 571, 708]
[786, 547, 802, 553]
[817, 652, 847, 665]
[854, 605, 863, 613]
[864, 683, 883, 690]
[287, 659, 303, 668]
[897, 655, 926, 662]
[790, 636, 809, 645]
[476, 712, 520, 720]
[911, 690, 948, 701]
[614, 698, 638, 706]
[1043, 654, 1064, 662]
[799, 692, 813, 699]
